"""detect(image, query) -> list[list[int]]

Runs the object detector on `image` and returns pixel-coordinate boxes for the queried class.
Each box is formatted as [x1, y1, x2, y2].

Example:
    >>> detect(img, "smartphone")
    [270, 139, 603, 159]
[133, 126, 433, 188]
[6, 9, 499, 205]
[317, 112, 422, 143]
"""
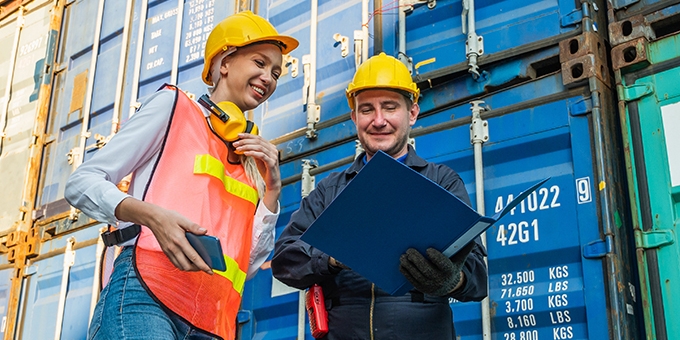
[185, 233, 227, 272]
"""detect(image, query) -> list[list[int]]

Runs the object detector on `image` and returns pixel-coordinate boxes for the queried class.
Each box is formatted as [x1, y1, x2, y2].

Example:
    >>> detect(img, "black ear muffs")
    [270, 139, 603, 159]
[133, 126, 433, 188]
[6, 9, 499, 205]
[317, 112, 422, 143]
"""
[245, 120, 259, 136]
[198, 94, 259, 144]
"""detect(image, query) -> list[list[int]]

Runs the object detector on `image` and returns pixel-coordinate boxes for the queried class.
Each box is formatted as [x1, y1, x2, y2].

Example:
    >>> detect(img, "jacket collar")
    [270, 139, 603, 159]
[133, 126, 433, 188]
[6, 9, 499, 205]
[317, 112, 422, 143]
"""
[345, 144, 427, 177]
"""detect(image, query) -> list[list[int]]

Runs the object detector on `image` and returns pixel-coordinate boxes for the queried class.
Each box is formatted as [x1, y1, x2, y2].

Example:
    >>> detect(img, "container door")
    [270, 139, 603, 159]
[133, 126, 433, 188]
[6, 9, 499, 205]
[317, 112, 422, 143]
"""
[0, 269, 11, 338]
[37, 0, 132, 225]
[0, 0, 53, 234]
[482, 106, 605, 340]
[255, 0, 370, 142]
[619, 33, 680, 340]
[410, 75, 613, 339]
[18, 227, 102, 340]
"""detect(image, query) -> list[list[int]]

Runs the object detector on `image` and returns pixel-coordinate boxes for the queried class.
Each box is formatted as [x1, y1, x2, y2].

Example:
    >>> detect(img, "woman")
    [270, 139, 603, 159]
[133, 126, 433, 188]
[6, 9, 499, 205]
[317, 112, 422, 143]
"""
[65, 11, 298, 340]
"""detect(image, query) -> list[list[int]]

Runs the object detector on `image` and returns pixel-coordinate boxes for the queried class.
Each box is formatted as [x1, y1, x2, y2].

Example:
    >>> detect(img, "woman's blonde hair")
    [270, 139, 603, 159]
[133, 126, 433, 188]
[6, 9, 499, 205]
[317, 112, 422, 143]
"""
[241, 155, 266, 198]
[208, 47, 266, 199]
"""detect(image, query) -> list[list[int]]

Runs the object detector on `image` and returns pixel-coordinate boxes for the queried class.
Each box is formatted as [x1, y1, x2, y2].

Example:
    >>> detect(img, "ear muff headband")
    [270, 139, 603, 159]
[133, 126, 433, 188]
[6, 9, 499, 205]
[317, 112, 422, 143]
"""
[198, 94, 258, 143]
[198, 95, 229, 122]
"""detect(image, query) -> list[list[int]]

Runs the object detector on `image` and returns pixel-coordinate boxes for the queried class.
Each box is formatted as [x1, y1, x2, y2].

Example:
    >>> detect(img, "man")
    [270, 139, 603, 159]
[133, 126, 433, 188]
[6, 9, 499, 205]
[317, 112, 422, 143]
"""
[272, 52, 488, 339]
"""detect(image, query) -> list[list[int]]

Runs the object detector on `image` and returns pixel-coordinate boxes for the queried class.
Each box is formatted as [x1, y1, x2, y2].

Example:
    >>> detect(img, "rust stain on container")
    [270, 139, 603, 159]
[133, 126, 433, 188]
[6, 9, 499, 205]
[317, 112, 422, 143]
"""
[68, 70, 88, 118]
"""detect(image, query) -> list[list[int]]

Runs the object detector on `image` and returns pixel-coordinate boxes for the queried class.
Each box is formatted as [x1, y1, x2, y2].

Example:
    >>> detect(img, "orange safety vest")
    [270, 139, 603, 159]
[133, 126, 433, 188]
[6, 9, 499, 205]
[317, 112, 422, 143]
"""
[134, 85, 258, 339]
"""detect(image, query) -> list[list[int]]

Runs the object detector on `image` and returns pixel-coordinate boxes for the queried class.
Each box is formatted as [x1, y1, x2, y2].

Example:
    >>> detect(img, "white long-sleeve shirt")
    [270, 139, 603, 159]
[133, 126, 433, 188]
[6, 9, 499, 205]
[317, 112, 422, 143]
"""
[65, 89, 277, 278]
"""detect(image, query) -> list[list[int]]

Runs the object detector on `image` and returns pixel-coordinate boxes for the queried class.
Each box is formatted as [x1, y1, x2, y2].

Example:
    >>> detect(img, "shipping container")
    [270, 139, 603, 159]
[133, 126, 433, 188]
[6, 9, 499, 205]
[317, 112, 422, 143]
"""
[610, 2, 680, 340]
[0, 0, 671, 339]
[0, 0, 65, 338]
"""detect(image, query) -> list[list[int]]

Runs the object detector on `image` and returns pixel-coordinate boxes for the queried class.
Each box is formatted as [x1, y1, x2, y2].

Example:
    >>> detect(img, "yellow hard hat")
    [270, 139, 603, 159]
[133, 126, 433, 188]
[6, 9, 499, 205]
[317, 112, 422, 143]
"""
[345, 52, 419, 110]
[202, 11, 299, 85]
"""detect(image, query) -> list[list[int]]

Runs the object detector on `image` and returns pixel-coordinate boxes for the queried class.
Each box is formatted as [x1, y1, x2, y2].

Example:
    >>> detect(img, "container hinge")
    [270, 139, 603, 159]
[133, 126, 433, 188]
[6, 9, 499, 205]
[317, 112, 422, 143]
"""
[567, 97, 592, 116]
[236, 310, 254, 339]
[617, 83, 654, 102]
[582, 234, 613, 259]
[283, 54, 299, 78]
[24, 264, 38, 276]
[237, 310, 251, 324]
[560, 9, 583, 27]
[306, 104, 321, 139]
[84, 133, 109, 151]
[635, 229, 675, 249]
[301, 159, 318, 198]
[333, 33, 349, 58]
[469, 100, 489, 144]
[302, 54, 320, 139]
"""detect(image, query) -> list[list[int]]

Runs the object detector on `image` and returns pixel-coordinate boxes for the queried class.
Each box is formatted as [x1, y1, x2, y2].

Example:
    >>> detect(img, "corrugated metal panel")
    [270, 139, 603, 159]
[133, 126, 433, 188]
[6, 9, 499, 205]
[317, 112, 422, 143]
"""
[17, 225, 101, 339]
[134, 0, 236, 103]
[608, 0, 680, 19]
[258, 0, 607, 143]
[254, 0, 368, 140]
[0, 0, 52, 234]
[0, 268, 11, 338]
[617, 29, 680, 340]
[38, 1, 107, 218]
[401, 0, 587, 80]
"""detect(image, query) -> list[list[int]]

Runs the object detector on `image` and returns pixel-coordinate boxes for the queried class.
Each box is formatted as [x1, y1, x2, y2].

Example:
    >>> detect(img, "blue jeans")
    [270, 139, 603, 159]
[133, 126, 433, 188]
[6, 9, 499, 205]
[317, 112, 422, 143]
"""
[88, 247, 217, 340]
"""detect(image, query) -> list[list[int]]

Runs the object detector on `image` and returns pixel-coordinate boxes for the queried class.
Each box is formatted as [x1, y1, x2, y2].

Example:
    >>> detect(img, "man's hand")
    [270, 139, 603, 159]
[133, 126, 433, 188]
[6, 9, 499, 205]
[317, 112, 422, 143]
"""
[329, 257, 351, 270]
[399, 242, 475, 296]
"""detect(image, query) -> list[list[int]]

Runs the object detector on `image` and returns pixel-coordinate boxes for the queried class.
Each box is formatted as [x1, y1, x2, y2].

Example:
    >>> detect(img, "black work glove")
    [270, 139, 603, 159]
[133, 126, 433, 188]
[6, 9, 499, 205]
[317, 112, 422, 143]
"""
[329, 257, 351, 271]
[399, 242, 475, 296]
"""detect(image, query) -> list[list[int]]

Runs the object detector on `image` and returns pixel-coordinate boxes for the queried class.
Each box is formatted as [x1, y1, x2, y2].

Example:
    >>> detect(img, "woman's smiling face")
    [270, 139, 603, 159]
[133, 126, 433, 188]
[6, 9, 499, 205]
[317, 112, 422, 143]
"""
[219, 43, 283, 111]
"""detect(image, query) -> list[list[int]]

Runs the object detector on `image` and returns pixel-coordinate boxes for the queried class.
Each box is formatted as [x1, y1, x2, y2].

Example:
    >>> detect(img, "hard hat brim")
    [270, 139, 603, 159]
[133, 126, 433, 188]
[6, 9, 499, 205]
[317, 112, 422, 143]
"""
[245, 35, 299, 55]
[202, 35, 299, 85]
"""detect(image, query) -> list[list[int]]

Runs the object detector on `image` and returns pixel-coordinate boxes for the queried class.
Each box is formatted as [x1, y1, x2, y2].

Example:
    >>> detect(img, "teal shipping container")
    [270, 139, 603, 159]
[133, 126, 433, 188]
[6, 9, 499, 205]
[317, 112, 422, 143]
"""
[609, 2, 680, 339]
[0, 0, 676, 339]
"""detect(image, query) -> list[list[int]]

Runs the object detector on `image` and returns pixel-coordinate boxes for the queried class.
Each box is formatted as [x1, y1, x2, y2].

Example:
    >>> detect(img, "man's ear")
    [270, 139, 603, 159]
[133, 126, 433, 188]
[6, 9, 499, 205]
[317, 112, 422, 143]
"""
[350, 109, 357, 125]
[409, 103, 420, 126]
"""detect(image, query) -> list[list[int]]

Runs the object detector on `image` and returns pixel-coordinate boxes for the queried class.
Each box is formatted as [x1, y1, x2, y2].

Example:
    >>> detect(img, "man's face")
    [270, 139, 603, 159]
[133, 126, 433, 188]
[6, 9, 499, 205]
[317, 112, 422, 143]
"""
[351, 89, 419, 160]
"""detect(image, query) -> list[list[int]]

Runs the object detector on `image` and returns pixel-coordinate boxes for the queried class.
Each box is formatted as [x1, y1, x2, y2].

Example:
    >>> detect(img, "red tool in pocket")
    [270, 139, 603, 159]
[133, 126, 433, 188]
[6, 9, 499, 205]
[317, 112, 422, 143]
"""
[305, 284, 329, 338]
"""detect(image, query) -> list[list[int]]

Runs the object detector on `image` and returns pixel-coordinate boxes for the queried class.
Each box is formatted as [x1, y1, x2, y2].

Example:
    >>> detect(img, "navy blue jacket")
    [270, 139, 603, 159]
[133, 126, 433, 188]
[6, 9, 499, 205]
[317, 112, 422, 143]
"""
[272, 146, 488, 339]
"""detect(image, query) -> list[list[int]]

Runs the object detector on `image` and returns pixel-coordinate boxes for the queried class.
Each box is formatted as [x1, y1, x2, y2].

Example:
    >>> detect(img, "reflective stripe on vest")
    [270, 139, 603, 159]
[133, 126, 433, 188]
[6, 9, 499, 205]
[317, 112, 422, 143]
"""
[134, 85, 257, 340]
[194, 154, 258, 207]
[216, 254, 247, 294]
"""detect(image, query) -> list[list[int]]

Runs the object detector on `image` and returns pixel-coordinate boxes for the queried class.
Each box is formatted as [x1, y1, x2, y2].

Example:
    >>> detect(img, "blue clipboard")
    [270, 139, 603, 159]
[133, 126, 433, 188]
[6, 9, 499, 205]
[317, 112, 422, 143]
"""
[300, 151, 549, 295]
